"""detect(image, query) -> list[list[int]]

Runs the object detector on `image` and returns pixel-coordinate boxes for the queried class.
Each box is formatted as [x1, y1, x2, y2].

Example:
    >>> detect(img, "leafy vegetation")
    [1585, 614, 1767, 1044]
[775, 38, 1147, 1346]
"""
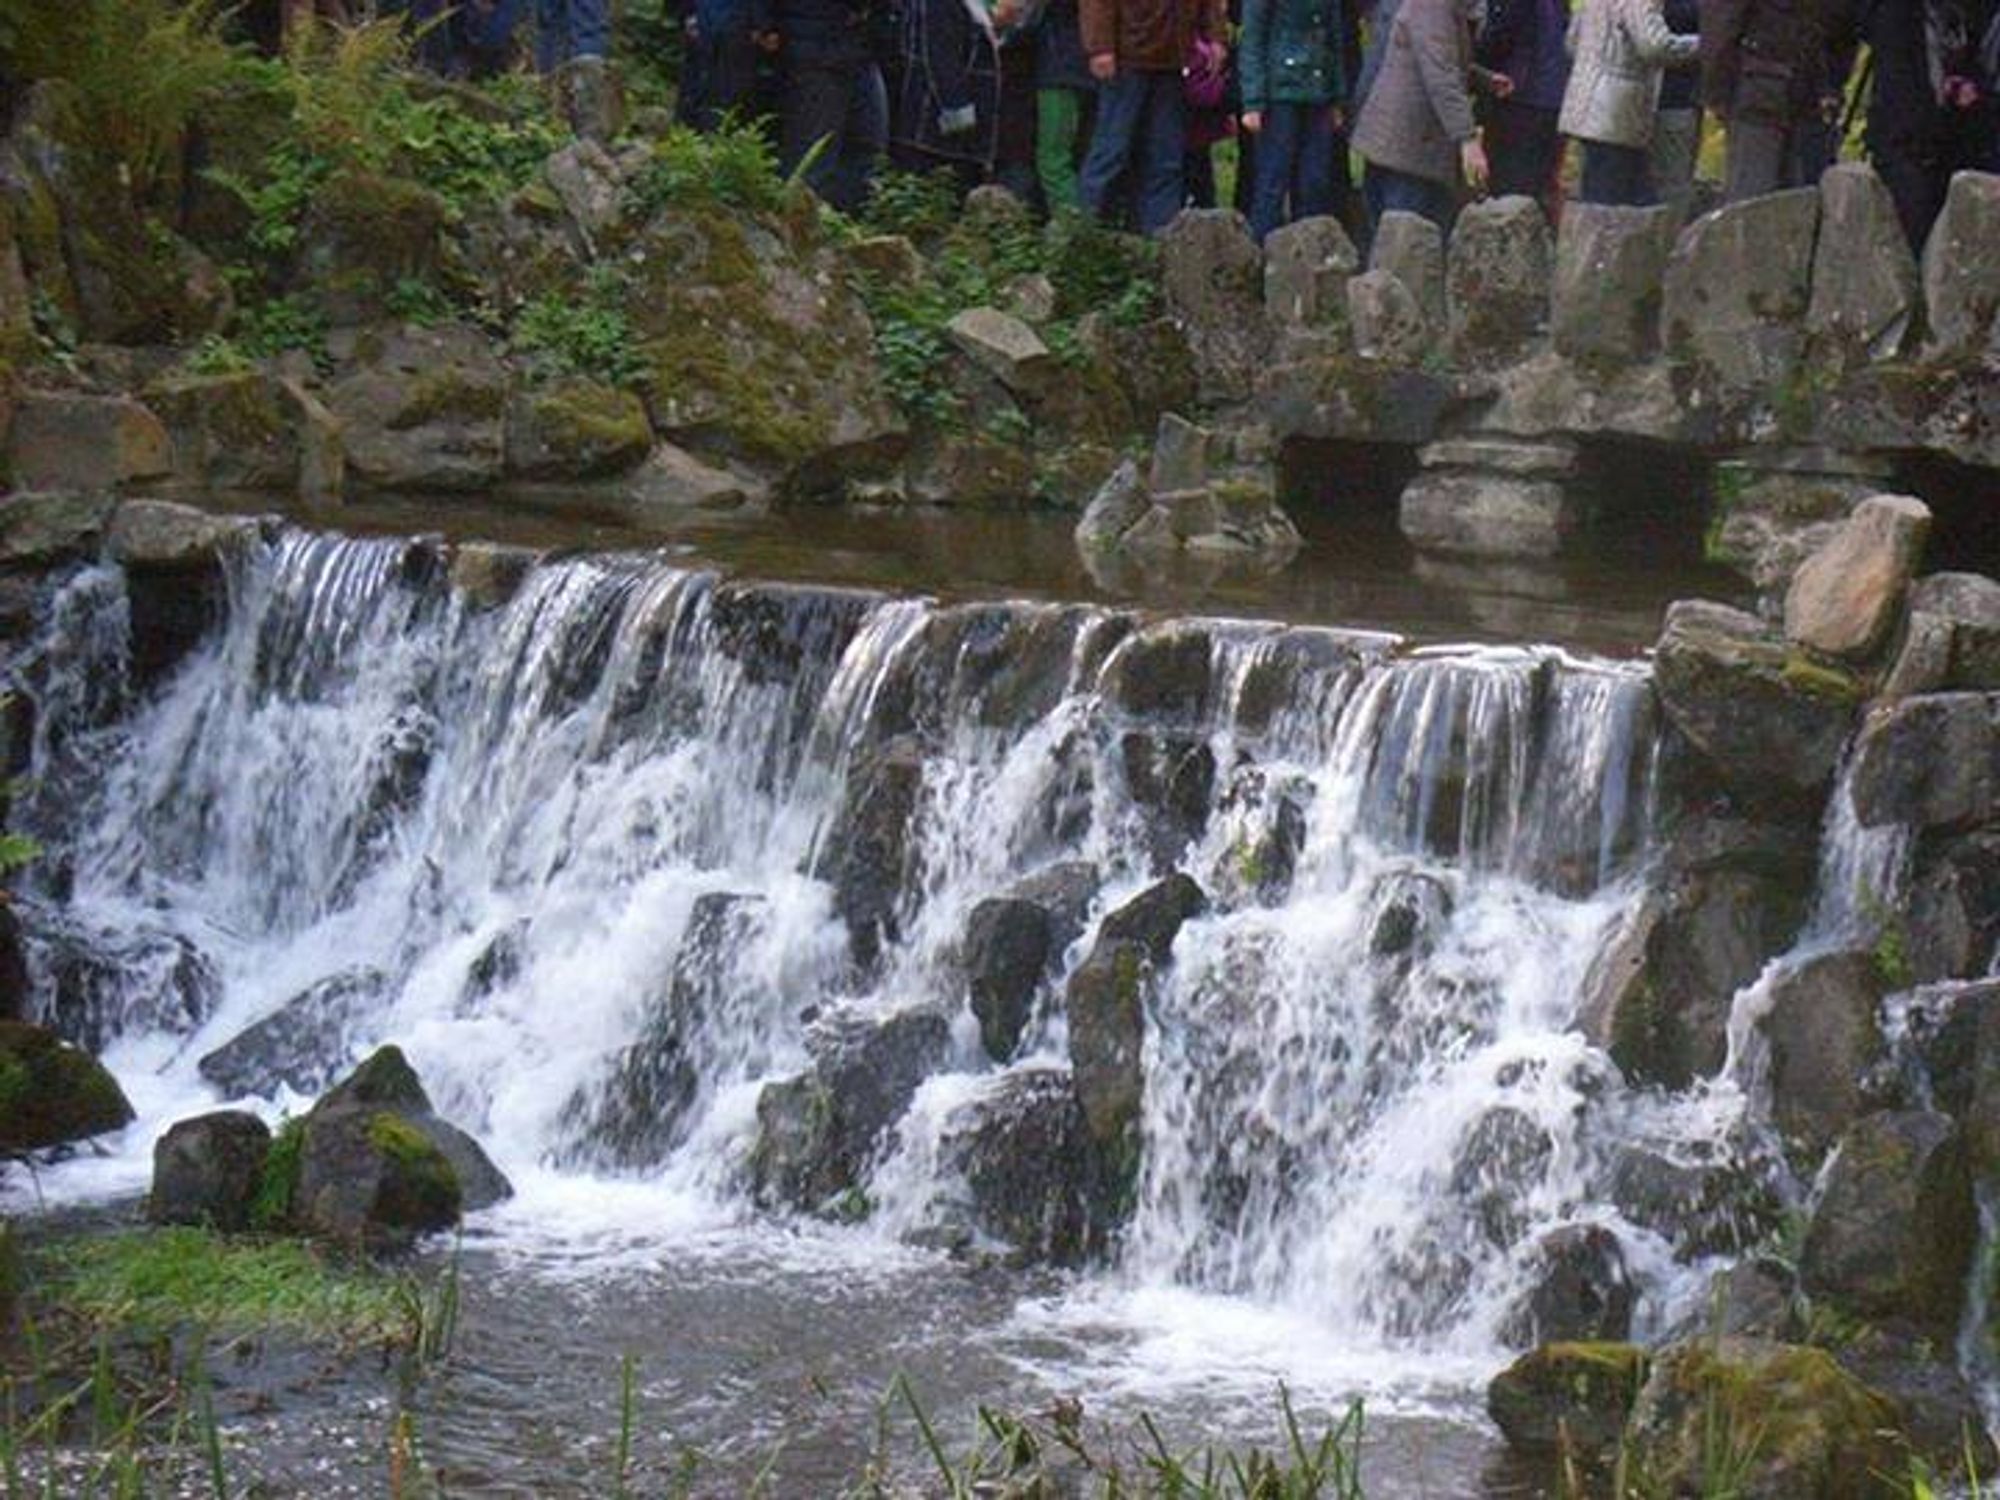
[626, 120, 792, 220]
[511, 267, 647, 389]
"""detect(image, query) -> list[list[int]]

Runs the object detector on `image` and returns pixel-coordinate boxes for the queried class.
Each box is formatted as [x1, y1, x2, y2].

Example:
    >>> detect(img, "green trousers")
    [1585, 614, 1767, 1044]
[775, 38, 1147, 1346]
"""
[1037, 88, 1085, 214]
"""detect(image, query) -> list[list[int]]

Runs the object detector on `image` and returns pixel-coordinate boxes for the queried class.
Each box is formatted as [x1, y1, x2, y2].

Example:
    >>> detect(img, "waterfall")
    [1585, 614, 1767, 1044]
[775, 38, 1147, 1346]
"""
[7, 526, 1752, 1368]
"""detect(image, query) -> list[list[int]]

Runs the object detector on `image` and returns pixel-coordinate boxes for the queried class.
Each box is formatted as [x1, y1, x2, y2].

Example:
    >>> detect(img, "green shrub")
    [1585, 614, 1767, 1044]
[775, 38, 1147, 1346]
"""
[512, 267, 645, 389]
[625, 121, 790, 220]
[248, 1116, 306, 1232]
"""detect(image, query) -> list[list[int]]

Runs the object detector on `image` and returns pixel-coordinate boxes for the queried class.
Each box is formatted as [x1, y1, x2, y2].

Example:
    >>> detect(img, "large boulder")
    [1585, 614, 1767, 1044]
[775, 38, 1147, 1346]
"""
[1782, 494, 1931, 662]
[107, 500, 262, 688]
[0, 1020, 133, 1152]
[1806, 164, 1919, 371]
[1757, 951, 1885, 1170]
[1446, 195, 1552, 368]
[313, 1045, 512, 1211]
[1505, 1224, 1636, 1346]
[1398, 469, 1584, 559]
[5, 392, 172, 493]
[1848, 692, 2000, 831]
[139, 367, 342, 499]
[503, 378, 653, 481]
[1901, 833, 2000, 982]
[1921, 169, 2000, 361]
[1895, 573, 2000, 693]
[1551, 202, 1677, 365]
[1907, 978, 2000, 1173]
[147, 1110, 271, 1231]
[1263, 215, 1358, 332]
[326, 322, 509, 493]
[293, 169, 447, 326]
[927, 1068, 1107, 1265]
[1706, 450, 1898, 598]
[1344, 268, 1431, 364]
[810, 736, 926, 973]
[1622, 1338, 1904, 1500]
[197, 968, 387, 1099]
[1487, 1341, 1648, 1458]
[960, 863, 1099, 1063]
[624, 209, 905, 497]
[1800, 1110, 1976, 1339]
[750, 1007, 951, 1214]
[1159, 209, 1270, 402]
[1662, 189, 1820, 392]
[1651, 600, 1860, 812]
[1578, 817, 1813, 1089]
[31, 917, 221, 1055]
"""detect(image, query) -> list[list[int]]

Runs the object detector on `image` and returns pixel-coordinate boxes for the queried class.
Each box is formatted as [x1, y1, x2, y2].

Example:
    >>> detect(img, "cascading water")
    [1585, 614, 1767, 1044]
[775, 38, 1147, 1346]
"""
[7, 525, 1779, 1418]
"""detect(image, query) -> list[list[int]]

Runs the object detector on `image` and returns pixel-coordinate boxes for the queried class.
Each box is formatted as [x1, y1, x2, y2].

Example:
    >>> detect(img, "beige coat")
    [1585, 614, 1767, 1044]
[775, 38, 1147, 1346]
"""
[1352, 0, 1480, 187]
[1557, 0, 1699, 148]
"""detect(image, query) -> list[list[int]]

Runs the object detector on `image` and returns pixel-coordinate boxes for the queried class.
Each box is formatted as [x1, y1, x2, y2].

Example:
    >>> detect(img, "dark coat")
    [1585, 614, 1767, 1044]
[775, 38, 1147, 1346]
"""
[893, 0, 1002, 164]
[1240, 0, 1347, 108]
[1700, 0, 1831, 125]
[1078, 0, 1226, 73]
[1831, 0, 2000, 150]
[1036, 0, 1095, 88]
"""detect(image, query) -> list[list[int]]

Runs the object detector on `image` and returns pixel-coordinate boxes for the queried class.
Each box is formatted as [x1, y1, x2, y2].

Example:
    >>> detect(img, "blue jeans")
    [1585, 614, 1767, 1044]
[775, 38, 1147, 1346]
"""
[1363, 162, 1455, 232]
[781, 61, 888, 213]
[1249, 101, 1341, 241]
[536, 0, 609, 68]
[1079, 67, 1186, 235]
[1578, 139, 1654, 206]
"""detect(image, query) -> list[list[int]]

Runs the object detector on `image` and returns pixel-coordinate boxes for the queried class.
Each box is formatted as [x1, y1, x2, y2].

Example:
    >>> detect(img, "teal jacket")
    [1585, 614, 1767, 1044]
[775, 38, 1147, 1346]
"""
[1239, 0, 1347, 111]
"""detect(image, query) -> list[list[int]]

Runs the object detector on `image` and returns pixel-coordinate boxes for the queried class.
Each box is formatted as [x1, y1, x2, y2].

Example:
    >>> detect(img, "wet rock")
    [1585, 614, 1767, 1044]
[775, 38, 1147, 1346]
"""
[1848, 692, 2000, 831]
[107, 500, 260, 688]
[1623, 1338, 1903, 1500]
[1075, 459, 1152, 551]
[1398, 469, 1584, 559]
[1662, 189, 1820, 392]
[145, 369, 343, 498]
[1806, 164, 1919, 371]
[1905, 979, 2000, 1175]
[0, 1020, 133, 1152]
[1118, 734, 1216, 869]
[1921, 170, 2000, 361]
[1552, 202, 1676, 364]
[31, 919, 221, 1055]
[1608, 1145, 1783, 1259]
[1578, 818, 1814, 1089]
[0, 494, 113, 567]
[1097, 874, 1207, 963]
[1450, 1106, 1552, 1248]
[1368, 869, 1454, 960]
[811, 736, 926, 973]
[751, 1007, 951, 1213]
[1064, 939, 1149, 1167]
[326, 322, 508, 493]
[1487, 1341, 1648, 1457]
[1263, 215, 1357, 330]
[1651, 600, 1860, 811]
[196, 968, 387, 1099]
[569, 893, 765, 1167]
[962, 877, 1079, 1063]
[1446, 195, 1552, 367]
[707, 581, 874, 688]
[1783, 494, 1931, 661]
[449, 543, 539, 612]
[1800, 1110, 1976, 1338]
[1344, 268, 1430, 363]
[5, 393, 172, 494]
[1102, 624, 1213, 727]
[934, 1069, 1106, 1265]
[945, 306, 1058, 398]
[295, 169, 447, 325]
[504, 378, 653, 481]
[1159, 209, 1269, 402]
[904, 428, 1035, 508]
[1213, 767, 1312, 909]
[1758, 951, 1886, 1170]
[107, 500, 258, 571]
[1507, 1225, 1636, 1346]
[1668, 1257, 1799, 1341]
[1369, 211, 1446, 334]
[1832, 1326, 2000, 1479]
[148, 1110, 271, 1231]
[1903, 834, 2000, 983]
[625, 441, 751, 514]
[0, 908, 27, 1024]
[1706, 452, 1898, 598]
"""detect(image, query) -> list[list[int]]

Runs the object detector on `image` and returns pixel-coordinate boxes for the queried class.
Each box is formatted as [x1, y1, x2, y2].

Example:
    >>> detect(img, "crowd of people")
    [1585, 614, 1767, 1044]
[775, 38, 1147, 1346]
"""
[301, 0, 2000, 251]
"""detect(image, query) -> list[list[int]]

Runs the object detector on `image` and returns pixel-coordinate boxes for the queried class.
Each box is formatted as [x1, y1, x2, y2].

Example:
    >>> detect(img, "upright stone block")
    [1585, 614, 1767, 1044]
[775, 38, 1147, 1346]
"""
[1783, 493, 1931, 661]
[1807, 163, 1918, 370]
[1263, 215, 1358, 329]
[1553, 202, 1676, 364]
[1447, 195, 1553, 368]
[1346, 269, 1430, 364]
[1160, 208, 1270, 402]
[1662, 189, 1820, 391]
[1369, 211, 1446, 336]
[1922, 170, 2000, 361]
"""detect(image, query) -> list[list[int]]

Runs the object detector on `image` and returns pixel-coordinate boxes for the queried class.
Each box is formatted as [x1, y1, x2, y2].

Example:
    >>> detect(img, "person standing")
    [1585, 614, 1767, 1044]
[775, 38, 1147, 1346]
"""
[1239, 0, 1349, 239]
[1035, 0, 1097, 210]
[1076, 0, 1229, 232]
[1351, 0, 1495, 229]
[1650, 0, 1702, 215]
[755, 0, 890, 210]
[1477, 0, 1572, 210]
[1560, 0, 1700, 204]
[1700, 0, 1833, 200]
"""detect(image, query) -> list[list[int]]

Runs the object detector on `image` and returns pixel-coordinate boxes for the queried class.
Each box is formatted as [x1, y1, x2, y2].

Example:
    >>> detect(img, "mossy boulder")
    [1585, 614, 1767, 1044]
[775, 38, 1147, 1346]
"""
[504, 378, 653, 481]
[0, 1020, 134, 1153]
[326, 322, 508, 492]
[622, 210, 904, 497]
[295, 169, 448, 326]
[1622, 1337, 1905, 1500]
[1487, 1341, 1648, 1458]
[145, 369, 343, 498]
[147, 1110, 272, 1232]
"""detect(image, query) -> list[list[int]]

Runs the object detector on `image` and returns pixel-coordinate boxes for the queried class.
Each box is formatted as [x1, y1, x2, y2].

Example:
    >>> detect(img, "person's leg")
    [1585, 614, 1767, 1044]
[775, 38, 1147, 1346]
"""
[1037, 88, 1084, 211]
[1871, 138, 1946, 256]
[1248, 102, 1303, 240]
[1650, 106, 1701, 219]
[782, 63, 853, 200]
[1484, 98, 1535, 199]
[833, 62, 889, 213]
[1079, 71, 1146, 222]
[1294, 101, 1340, 221]
[1723, 118, 1787, 202]
[1136, 70, 1187, 233]
[1579, 140, 1641, 205]
[1184, 146, 1216, 209]
[1371, 164, 1453, 229]
[567, 0, 610, 58]
[535, 0, 564, 70]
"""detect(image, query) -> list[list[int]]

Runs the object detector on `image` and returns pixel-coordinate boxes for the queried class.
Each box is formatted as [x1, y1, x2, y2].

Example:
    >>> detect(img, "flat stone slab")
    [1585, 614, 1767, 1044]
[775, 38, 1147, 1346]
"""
[1399, 470, 1586, 558]
[1418, 436, 1580, 477]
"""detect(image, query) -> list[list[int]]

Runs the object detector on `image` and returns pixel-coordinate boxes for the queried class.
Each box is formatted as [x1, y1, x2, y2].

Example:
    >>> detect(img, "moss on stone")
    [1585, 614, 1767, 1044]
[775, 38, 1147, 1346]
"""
[530, 379, 650, 455]
[393, 367, 507, 429]
[249, 1116, 306, 1233]
[1782, 654, 1867, 705]
[0, 1021, 134, 1153]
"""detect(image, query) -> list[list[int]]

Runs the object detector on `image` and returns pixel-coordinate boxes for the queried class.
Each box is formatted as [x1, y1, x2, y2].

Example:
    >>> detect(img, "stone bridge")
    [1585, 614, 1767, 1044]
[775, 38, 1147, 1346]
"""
[1135, 165, 2000, 595]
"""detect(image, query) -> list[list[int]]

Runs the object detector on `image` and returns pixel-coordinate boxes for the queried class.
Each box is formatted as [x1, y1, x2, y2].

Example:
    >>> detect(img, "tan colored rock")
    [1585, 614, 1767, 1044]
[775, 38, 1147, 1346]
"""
[945, 306, 1058, 397]
[107, 500, 259, 568]
[449, 542, 541, 611]
[624, 441, 750, 514]
[1783, 493, 1932, 661]
[5, 393, 173, 493]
